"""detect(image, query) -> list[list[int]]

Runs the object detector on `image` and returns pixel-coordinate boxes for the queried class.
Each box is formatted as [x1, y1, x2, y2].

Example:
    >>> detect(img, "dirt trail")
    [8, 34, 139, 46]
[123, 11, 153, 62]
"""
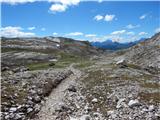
[34, 65, 82, 120]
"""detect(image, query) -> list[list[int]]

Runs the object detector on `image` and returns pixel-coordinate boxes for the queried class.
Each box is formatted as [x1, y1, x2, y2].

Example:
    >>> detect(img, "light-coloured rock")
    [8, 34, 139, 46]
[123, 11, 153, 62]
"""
[116, 98, 125, 109]
[128, 99, 141, 107]
[27, 108, 33, 113]
[92, 98, 98, 103]
[9, 107, 17, 112]
[148, 105, 155, 112]
[80, 115, 90, 120]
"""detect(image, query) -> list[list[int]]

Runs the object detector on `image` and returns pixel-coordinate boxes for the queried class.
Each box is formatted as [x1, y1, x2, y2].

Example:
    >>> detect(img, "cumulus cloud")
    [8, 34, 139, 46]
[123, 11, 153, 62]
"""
[65, 32, 83, 36]
[104, 14, 115, 22]
[49, 4, 67, 12]
[139, 32, 148, 35]
[0, 26, 35, 37]
[155, 27, 160, 33]
[126, 24, 140, 29]
[111, 30, 126, 35]
[126, 31, 135, 35]
[94, 14, 116, 22]
[94, 15, 103, 21]
[139, 14, 147, 20]
[1, 0, 80, 13]
[85, 34, 97, 37]
[28, 26, 36, 30]
[49, 0, 80, 12]
[0, 0, 37, 4]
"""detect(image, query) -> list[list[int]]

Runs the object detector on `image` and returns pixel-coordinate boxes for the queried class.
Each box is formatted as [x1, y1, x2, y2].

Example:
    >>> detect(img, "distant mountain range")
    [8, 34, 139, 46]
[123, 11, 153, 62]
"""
[91, 38, 146, 50]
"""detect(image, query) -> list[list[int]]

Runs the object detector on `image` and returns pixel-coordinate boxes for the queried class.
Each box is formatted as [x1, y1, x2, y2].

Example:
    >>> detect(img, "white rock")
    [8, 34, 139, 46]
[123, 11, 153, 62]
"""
[10, 107, 17, 112]
[107, 110, 114, 116]
[92, 98, 98, 103]
[27, 108, 33, 113]
[148, 105, 155, 112]
[128, 99, 140, 107]
[5, 115, 10, 119]
[80, 115, 90, 120]
[116, 59, 125, 65]
[49, 59, 58, 62]
[116, 98, 125, 109]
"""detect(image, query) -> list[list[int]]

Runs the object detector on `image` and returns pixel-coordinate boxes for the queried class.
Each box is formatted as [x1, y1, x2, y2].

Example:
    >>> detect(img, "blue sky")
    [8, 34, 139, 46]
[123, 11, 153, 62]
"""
[1, 0, 160, 42]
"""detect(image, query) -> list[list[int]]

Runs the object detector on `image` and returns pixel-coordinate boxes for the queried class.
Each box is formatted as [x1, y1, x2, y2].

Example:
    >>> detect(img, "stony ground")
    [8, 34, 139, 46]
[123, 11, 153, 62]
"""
[1, 52, 160, 120]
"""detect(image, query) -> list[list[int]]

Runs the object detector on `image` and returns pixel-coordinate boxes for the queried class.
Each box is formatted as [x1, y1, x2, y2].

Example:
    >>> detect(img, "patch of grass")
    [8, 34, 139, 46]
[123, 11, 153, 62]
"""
[127, 63, 141, 70]
[75, 61, 95, 69]
[1, 84, 27, 105]
[139, 92, 160, 104]
[27, 62, 55, 70]
[27, 52, 90, 70]
[141, 82, 160, 89]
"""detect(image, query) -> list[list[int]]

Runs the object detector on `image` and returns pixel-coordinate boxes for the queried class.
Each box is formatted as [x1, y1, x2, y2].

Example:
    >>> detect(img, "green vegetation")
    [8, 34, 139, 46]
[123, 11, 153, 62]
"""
[27, 52, 90, 70]
[127, 63, 141, 70]
[141, 82, 160, 89]
[75, 61, 95, 69]
[139, 92, 160, 104]
[1, 83, 27, 105]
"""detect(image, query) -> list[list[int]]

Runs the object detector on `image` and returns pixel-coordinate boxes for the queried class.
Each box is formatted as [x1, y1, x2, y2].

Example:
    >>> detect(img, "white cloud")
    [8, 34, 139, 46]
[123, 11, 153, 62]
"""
[1, 0, 80, 13]
[41, 28, 46, 31]
[126, 31, 135, 35]
[49, 4, 67, 12]
[111, 30, 126, 35]
[49, 0, 80, 5]
[0, 0, 37, 4]
[104, 14, 115, 22]
[53, 32, 58, 35]
[28, 26, 35, 30]
[104, 35, 123, 42]
[155, 27, 160, 33]
[94, 15, 103, 21]
[126, 24, 140, 29]
[139, 32, 148, 35]
[0, 26, 35, 37]
[49, 0, 80, 12]
[85, 34, 97, 37]
[139, 14, 147, 20]
[65, 32, 83, 36]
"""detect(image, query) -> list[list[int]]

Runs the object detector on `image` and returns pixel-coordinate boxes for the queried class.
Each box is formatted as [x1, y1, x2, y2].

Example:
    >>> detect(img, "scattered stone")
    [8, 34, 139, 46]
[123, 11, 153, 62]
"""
[91, 98, 98, 103]
[116, 59, 127, 68]
[148, 105, 155, 112]
[80, 115, 90, 120]
[27, 108, 33, 113]
[128, 99, 141, 108]
[116, 98, 125, 109]
[9, 107, 17, 112]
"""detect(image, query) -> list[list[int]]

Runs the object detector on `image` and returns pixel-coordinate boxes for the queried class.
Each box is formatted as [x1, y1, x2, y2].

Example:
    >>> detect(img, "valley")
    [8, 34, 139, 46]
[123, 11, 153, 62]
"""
[1, 33, 160, 120]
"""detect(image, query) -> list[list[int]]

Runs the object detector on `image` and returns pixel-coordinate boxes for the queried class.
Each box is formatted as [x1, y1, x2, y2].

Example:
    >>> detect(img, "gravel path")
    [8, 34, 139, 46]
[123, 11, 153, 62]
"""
[34, 66, 82, 120]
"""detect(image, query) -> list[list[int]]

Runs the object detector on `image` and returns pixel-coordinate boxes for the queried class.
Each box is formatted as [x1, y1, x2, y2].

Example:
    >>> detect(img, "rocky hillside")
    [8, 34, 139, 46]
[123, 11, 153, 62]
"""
[1, 37, 102, 69]
[123, 32, 160, 74]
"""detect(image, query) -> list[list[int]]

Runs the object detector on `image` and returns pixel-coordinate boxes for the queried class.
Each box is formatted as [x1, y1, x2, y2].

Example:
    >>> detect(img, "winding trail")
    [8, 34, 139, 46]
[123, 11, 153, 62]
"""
[34, 65, 82, 120]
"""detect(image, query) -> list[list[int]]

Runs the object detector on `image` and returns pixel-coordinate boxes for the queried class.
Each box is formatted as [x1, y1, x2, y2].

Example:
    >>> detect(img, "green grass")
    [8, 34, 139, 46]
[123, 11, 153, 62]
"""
[127, 63, 142, 70]
[27, 52, 90, 70]
[75, 61, 95, 69]
[140, 82, 160, 89]
[139, 92, 160, 104]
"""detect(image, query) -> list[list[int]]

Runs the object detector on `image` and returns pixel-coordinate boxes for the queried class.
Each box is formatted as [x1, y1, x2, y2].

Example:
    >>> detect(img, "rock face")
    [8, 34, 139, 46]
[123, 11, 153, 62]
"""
[124, 32, 160, 70]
